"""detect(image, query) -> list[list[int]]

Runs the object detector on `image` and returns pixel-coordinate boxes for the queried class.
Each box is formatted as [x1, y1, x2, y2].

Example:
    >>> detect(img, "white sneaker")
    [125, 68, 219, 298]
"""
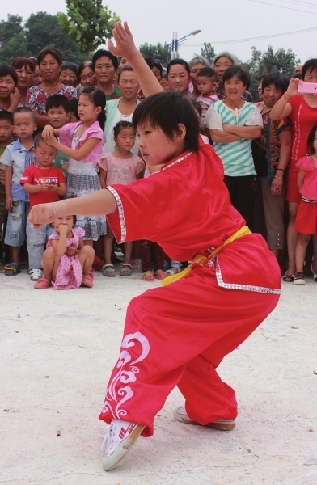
[29, 268, 43, 281]
[174, 406, 235, 431]
[101, 420, 145, 471]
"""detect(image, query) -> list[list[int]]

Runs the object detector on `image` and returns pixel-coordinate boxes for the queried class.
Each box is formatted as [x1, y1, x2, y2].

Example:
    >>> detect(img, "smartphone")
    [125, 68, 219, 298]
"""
[298, 82, 317, 94]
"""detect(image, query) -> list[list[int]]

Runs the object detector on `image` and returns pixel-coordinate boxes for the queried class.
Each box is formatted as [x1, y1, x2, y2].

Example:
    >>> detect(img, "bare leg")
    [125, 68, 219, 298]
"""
[295, 233, 311, 273]
[312, 234, 317, 274]
[10, 246, 20, 264]
[42, 247, 55, 281]
[104, 227, 114, 265]
[78, 245, 95, 276]
[286, 202, 299, 276]
[124, 241, 133, 265]
[271, 249, 279, 258]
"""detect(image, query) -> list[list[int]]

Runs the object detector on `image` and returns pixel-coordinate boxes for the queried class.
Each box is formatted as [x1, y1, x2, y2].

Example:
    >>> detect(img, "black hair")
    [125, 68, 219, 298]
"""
[196, 67, 216, 80]
[132, 91, 199, 152]
[302, 58, 317, 81]
[307, 123, 317, 154]
[61, 61, 78, 79]
[69, 98, 79, 120]
[80, 86, 106, 130]
[222, 65, 250, 90]
[78, 60, 93, 79]
[145, 57, 163, 78]
[46, 94, 71, 113]
[91, 49, 118, 71]
[0, 110, 13, 124]
[117, 65, 134, 83]
[294, 72, 302, 80]
[113, 120, 134, 138]
[261, 72, 290, 95]
[0, 64, 18, 86]
[191, 99, 202, 116]
[34, 132, 52, 147]
[258, 72, 268, 82]
[37, 47, 62, 66]
[13, 107, 35, 123]
[11, 57, 36, 73]
[167, 58, 190, 76]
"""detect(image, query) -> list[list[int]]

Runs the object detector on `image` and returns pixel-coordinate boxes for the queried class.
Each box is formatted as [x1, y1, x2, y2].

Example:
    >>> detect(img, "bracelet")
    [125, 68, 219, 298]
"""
[274, 175, 282, 180]
[276, 168, 285, 172]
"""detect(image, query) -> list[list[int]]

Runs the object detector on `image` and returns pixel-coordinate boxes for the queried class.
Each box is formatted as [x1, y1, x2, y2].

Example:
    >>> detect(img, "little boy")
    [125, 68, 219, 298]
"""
[20, 133, 66, 281]
[2, 107, 37, 276]
[196, 67, 218, 124]
[0, 111, 14, 271]
[46, 95, 71, 174]
[0, 65, 20, 113]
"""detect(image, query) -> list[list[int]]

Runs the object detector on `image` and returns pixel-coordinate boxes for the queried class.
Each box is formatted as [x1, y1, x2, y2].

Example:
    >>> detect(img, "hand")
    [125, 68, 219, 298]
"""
[56, 223, 67, 234]
[5, 195, 12, 210]
[285, 78, 300, 98]
[222, 123, 234, 133]
[271, 176, 283, 196]
[9, 87, 20, 111]
[42, 125, 54, 140]
[40, 183, 50, 191]
[47, 184, 57, 192]
[27, 201, 66, 228]
[46, 136, 58, 148]
[108, 22, 138, 61]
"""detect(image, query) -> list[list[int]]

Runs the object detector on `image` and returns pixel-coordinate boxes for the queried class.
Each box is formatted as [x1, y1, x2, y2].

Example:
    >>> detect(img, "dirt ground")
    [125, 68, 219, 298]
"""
[1, 271, 317, 485]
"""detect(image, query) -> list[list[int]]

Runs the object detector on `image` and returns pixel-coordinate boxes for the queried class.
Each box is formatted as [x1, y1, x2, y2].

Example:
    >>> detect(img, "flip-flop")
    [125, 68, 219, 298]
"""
[142, 271, 154, 281]
[154, 270, 168, 280]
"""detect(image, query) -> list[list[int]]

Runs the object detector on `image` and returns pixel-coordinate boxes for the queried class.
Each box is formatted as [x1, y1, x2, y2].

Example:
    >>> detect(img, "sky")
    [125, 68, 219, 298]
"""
[1, 0, 317, 64]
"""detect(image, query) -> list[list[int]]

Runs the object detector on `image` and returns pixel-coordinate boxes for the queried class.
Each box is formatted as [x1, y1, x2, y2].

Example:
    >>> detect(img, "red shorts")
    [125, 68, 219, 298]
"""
[286, 166, 301, 204]
[294, 199, 317, 234]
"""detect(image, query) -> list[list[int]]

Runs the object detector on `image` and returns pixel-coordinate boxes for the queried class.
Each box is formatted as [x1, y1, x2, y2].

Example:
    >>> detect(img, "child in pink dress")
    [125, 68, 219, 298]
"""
[294, 124, 317, 284]
[34, 214, 95, 289]
[99, 120, 144, 277]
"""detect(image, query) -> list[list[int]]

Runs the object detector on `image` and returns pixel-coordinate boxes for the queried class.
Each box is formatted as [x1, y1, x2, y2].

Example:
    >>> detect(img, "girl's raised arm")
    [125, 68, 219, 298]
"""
[109, 22, 162, 98]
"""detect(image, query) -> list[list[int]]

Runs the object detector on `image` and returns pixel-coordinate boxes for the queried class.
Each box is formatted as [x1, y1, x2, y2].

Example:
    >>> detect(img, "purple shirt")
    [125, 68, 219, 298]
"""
[59, 121, 104, 163]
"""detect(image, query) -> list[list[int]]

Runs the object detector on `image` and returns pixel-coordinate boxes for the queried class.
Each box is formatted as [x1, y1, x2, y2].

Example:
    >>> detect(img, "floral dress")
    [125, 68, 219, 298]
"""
[49, 226, 85, 290]
[26, 85, 78, 114]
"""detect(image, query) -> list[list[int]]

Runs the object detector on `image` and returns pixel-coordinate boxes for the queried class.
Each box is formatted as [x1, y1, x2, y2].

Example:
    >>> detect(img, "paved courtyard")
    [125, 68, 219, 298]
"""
[1, 271, 317, 485]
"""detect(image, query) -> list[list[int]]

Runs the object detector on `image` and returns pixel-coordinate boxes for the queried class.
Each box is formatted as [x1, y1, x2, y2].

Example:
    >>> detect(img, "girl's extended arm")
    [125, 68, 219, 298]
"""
[47, 136, 100, 161]
[28, 189, 117, 228]
[222, 124, 261, 139]
[297, 169, 306, 190]
[109, 22, 162, 98]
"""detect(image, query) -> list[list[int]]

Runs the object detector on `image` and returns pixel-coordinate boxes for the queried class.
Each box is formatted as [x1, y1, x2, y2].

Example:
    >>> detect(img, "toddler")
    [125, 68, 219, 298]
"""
[0, 111, 13, 271]
[196, 67, 218, 124]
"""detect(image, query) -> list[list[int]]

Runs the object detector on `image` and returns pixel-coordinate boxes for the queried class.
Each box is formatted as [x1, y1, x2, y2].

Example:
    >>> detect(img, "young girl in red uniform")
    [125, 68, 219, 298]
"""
[28, 22, 281, 472]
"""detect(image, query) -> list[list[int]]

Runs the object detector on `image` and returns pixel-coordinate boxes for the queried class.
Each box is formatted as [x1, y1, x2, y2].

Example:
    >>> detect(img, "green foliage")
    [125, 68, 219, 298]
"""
[244, 45, 300, 99]
[0, 12, 83, 64]
[139, 43, 171, 67]
[57, 0, 120, 57]
[200, 43, 216, 65]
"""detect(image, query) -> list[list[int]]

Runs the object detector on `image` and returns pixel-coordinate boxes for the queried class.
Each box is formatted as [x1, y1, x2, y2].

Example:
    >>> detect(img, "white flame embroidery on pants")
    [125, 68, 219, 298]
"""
[102, 331, 150, 419]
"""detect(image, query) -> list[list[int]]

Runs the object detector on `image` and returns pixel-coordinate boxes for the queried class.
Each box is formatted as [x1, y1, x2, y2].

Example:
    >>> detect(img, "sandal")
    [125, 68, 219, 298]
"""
[34, 277, 51, 289]
[4, 262, 21, 276]
[103, 264, 116, 277]
[154, 269, 168, 280]
[166, 267, 179, 276]
[142, 271, 155, 281]
[120, 263, 133, 276]
[82, 275, 93, 288]
[282, 272, 294, 282]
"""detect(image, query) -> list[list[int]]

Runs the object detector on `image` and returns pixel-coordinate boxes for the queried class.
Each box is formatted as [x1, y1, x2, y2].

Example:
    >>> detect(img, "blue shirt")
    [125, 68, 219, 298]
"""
[1, 139, 36, 201]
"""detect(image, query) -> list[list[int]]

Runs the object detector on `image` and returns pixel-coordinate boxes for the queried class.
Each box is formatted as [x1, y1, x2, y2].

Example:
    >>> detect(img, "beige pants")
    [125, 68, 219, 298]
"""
[260, 176, 285, 250]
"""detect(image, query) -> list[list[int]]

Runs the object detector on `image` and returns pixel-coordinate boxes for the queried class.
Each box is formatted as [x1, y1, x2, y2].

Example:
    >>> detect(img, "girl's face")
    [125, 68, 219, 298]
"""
[115, 127, 135, 151]
[53, 215, 75, 232]
[15, 65, 34, 90]
[214, 56, 233, 82]
[80, 66, 96, 87]
[78, 94, 100, 122]
[40, 54, 61, 82]
[304, 67, 317, 83]
[137, 121, 186, 167]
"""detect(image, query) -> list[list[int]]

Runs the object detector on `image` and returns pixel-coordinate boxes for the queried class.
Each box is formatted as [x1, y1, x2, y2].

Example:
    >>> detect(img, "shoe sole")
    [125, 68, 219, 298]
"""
[103, 424, 145, 471]
[293, 280, 306, 285]
[174, 412, 235, 431]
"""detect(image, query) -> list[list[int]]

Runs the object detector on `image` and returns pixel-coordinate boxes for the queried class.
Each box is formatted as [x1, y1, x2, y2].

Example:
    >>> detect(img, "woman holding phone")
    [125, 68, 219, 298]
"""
[270, 58, 317, 281]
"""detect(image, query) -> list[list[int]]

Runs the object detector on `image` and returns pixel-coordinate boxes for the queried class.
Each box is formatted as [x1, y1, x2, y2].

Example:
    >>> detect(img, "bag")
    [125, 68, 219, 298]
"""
[251, 141, 268, 177]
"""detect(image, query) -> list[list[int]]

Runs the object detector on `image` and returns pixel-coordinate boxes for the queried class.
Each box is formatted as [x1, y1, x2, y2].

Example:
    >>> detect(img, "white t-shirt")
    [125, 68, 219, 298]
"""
[206, 100, 263, 176]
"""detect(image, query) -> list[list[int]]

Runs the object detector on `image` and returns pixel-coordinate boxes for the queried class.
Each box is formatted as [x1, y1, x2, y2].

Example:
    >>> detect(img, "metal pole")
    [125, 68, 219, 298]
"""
[171, 32, 178, 59]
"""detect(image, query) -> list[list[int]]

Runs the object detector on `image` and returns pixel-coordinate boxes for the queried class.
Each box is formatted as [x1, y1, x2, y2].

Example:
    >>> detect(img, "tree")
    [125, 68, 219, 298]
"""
[25, 12, 83, 62]
[200, 43, 216, 65]
[0, 15, 24, 47]
[139, 43, 171, 66]
[245, 45, 300, 99]
[0, 15, 30, 64]
[57, 0, 120, 58]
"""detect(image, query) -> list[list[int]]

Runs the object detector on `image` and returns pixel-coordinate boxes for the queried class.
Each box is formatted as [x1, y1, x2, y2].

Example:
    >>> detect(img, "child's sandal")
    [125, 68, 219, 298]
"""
[142, 271, 155, 281]
[120, 263, 133, 276]
[166, 267, 179, 276]
[34, 277, 51, 289]
[4, 262, 21, 276]
[154, 269, 168, 280]
[82, 275, 93, 288]
[103, 264, 116, 277]
[282, 272, 294, 282]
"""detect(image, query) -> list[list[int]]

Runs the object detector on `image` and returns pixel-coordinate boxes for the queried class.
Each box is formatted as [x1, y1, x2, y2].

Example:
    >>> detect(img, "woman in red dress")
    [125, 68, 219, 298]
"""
[28, 23, 281, 472]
